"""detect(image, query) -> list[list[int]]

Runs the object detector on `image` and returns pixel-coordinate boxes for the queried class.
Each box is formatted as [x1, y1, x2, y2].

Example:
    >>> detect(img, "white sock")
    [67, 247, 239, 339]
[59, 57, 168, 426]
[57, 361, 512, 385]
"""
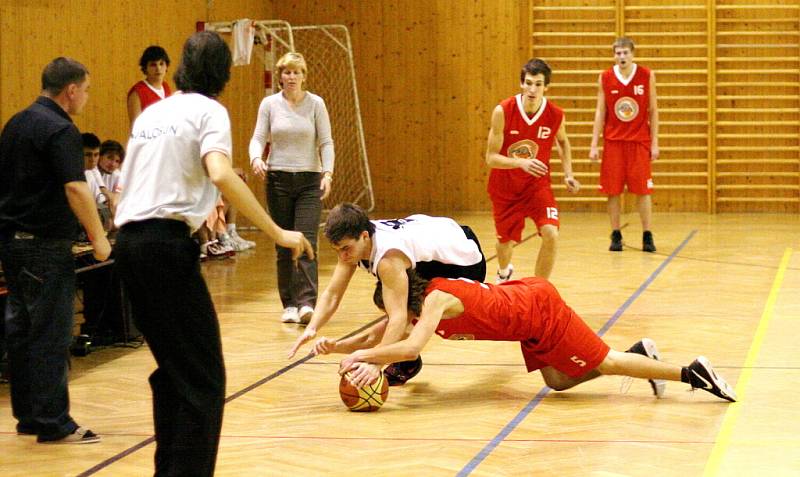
[498, 266, 511, 277]
[227, 223, 236, 234]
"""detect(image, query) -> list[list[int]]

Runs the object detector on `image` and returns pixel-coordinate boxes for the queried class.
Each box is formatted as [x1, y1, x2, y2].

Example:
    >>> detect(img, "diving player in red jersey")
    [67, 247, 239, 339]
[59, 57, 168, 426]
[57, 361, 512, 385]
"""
[485, 58, 580, 283]
[589, 37, 659, 253]
[317, 270, 736, 403]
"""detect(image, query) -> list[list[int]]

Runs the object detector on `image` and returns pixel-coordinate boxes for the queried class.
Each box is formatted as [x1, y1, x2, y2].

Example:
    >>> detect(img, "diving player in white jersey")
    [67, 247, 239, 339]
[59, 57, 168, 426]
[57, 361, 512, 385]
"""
[288, 202, 486, 385]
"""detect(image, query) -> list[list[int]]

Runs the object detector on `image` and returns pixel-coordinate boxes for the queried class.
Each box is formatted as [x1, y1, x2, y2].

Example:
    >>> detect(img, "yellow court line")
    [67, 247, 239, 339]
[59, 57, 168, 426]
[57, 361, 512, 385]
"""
[703, 248, 793, 477]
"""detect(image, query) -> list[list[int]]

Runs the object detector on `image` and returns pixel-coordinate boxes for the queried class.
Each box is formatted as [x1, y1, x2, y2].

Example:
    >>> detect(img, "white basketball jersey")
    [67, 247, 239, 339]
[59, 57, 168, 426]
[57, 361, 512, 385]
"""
[363, 214, 483, 276]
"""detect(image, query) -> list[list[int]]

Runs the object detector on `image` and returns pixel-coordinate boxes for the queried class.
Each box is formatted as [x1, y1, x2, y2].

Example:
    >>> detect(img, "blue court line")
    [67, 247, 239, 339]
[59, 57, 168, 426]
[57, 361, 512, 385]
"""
[457, 229, 697, 477]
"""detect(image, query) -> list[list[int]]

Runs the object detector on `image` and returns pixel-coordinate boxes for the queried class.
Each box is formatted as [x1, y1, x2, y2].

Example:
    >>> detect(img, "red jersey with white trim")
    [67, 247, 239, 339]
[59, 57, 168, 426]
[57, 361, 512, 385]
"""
[422, 276, 567, 342]
[601, 64, 651, 143]
[487, 95, 563, 202]
[128, 80, 173, 112]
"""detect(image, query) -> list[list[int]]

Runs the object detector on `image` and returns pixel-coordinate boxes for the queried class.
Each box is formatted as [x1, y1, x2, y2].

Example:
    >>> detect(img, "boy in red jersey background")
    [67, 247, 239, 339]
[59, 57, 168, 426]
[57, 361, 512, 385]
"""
[589, 37, 659, 252]
[485, 59, 580, 283]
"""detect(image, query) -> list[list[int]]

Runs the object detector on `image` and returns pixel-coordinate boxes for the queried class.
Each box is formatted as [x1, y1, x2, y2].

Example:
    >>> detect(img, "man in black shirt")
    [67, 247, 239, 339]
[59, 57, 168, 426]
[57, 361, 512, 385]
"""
[0, 57, 110, 444]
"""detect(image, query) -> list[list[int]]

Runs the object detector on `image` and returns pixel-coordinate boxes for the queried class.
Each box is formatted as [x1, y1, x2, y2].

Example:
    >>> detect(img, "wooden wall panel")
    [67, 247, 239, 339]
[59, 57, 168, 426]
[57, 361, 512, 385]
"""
[271, 0, 531, 213]
[3, 1, 796, 214]
[0, 0, 273, 184]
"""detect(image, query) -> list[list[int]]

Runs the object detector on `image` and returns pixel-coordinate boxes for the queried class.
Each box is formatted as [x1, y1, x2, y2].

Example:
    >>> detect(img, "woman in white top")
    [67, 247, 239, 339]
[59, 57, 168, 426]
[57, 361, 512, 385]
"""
[249, 52, 335, 324]
[115, 32, 313, 477]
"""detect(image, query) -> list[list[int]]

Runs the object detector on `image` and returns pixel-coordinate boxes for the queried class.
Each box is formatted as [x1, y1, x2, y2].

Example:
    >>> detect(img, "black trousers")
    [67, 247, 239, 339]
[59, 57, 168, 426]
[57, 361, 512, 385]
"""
[115, 219, 225, 477]
[266, 171, 321, 309]
[0, 236, 78, 439]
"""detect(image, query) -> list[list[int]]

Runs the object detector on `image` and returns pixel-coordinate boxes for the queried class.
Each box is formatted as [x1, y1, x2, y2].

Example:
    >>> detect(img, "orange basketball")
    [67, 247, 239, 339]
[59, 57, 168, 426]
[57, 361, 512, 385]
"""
[339, 371, 389, 412]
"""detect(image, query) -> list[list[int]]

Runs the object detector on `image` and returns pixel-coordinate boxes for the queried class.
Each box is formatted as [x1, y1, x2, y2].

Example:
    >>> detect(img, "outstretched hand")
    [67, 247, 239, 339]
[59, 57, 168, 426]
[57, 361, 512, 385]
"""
[312, 337, 337, 356]
[288, 327, 317, 358]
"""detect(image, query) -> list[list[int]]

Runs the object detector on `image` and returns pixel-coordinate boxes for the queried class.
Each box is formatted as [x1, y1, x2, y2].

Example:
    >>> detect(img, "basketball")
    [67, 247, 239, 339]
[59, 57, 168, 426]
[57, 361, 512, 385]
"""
[339, 371, 389, 412]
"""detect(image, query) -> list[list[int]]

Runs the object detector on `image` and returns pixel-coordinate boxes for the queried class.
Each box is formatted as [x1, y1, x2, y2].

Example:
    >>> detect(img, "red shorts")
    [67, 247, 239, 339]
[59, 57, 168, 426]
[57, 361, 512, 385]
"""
[520, 304, 610, 378]
[600, 140, 653, 196]
[490, 186, 559, 243]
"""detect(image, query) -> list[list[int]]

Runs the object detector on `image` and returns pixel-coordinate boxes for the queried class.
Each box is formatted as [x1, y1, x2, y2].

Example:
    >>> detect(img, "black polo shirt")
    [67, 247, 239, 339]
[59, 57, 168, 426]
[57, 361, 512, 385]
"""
[0, 96, 86, 239]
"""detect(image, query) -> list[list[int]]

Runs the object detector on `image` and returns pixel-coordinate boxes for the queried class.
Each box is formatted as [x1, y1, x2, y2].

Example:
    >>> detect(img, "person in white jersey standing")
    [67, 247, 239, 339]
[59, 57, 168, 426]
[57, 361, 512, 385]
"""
[114, 31, 313, 477]
[288, 202, 486, 387]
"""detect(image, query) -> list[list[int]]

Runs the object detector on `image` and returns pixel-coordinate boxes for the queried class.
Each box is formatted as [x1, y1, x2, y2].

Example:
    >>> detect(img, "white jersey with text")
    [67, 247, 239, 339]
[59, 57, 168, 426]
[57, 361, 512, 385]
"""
[362, 214, 483, 276]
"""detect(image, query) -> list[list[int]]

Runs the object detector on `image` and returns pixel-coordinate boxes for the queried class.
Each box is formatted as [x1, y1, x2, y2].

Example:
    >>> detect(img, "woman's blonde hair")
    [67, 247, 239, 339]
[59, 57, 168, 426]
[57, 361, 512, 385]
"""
[275, 52, 307, 89]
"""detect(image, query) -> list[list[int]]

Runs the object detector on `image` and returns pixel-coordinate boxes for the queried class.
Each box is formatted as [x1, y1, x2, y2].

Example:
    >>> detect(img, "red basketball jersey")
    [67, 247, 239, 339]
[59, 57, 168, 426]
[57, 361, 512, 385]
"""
[487, 95, 563, 202]
[128, 80, 173, 112]
[601, 64, 651, 143]
[422, 277, 565, 342]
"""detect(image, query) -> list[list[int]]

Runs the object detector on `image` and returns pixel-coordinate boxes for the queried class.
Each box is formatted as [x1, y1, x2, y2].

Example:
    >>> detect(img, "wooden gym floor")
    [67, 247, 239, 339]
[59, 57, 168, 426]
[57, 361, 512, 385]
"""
[0, 212, 798, 476]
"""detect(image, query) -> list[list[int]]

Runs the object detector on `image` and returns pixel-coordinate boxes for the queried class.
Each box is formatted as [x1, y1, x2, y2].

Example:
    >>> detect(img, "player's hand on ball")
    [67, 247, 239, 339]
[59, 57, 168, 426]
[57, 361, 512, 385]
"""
[312, 337, 337, 355]
[340, 358, 380, 388]
[564, 176, 581, 193]
[338, 351, 361, 375]
[288, 327, 317, 358]
[251, 157, 268, 180]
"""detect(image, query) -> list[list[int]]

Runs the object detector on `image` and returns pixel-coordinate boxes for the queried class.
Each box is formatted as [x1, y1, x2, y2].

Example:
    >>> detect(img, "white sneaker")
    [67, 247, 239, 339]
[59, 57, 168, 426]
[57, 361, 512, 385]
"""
[218, 233, 243, 252]
[496, 264, 514, 284]
[298, 305, 314, 324]
[281, 306, 300, 323]
[231, 230, 256, 249]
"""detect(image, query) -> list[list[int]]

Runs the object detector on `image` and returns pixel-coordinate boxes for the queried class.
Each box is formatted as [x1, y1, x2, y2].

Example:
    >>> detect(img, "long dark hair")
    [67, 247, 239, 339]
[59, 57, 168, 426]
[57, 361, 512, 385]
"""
[373, 269, 430, 316]
[173, 31, 231, 98]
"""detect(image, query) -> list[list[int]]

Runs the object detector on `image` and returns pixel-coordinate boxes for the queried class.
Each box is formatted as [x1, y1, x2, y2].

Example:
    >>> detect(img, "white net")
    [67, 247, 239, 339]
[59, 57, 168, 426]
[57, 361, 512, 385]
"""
[270, 25, 374, 211]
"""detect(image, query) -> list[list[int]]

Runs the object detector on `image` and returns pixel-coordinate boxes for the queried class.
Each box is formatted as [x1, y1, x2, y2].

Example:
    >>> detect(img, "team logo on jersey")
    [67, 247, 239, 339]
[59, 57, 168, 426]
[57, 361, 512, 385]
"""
[614, 97, 639, 122]
[507, 139, 539, 160]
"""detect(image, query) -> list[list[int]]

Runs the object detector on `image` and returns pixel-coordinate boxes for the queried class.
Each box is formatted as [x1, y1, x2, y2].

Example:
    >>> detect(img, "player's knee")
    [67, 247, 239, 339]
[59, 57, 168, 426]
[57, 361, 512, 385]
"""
[540, 226, 558, 244]
[541, 369, 572, 391]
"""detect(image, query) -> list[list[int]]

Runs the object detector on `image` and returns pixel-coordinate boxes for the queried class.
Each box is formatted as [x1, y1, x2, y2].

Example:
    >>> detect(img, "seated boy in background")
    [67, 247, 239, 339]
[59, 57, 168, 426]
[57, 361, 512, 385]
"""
[85, 140, 124, 231]
[82, 132, 100, 170]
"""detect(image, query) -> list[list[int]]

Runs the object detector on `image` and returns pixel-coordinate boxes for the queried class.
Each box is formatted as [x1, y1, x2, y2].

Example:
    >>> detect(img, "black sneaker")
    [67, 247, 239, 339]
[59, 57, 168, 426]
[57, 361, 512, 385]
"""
[642, 231, 656, 253]
[384, 355, 423, 386]
[609, 230, 623, 252]
[37, 426, 100, 444]
[687, 356, 737, 402]
[626, 338, 666, 397]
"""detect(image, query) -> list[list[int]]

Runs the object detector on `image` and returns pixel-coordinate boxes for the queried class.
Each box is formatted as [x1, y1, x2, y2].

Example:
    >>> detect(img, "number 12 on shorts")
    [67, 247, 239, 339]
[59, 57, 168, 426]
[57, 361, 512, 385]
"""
[546, 207, 559, 220]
